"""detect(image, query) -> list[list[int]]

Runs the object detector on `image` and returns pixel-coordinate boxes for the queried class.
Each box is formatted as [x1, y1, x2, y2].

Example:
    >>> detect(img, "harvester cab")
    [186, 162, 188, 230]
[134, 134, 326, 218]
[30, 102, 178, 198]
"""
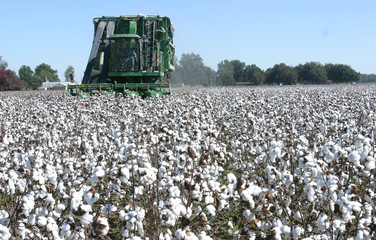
[68, 15, 175, 98]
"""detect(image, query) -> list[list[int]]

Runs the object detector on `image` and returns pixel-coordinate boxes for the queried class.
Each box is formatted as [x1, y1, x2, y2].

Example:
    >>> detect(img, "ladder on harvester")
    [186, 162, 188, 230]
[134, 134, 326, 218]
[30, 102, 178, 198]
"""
[82, 20, 115, 84]
[146, 20, 155, 72]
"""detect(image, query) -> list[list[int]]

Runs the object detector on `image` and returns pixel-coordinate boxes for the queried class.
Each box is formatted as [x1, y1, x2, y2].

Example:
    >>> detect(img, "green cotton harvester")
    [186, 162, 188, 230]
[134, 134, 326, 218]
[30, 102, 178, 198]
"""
[68, 14, 175, 98]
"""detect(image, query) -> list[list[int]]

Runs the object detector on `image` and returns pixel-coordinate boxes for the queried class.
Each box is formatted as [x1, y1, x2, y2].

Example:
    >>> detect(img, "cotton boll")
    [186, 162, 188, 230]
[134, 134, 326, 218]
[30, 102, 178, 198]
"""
[191, 184, 202, 201]
[332, 219, 345, 233]
[60, 223, 72, 238]
[217, 194, 229, 211]
[274, 146, 282, 159]
[292, 226, 304, 239]
[169, 186, 181, 198]
[241, 190, 255, 209]
[347, 151, 361, 167]
[327, 182, 338, 202]
[93, 217, 109, 236]
[350, 201, 362, 213]
[358, 217, 372, 229]
[304, 182, 316, 202]
[317, 214, 329, 232]
[247, 182, 262, 196]
[269, 147, 278, 163]
[356, 229, 365, 240]
[205, 205, 216, 217]
[0, 224, 11, 240]
[22, 193, 35, 216]
[204, 195, 214, 205]
[203, 224, 211, 232]
[136, 206, 146, 221]
[46, 217, 58, 233]
[365, 156, 375, 171]
[84, 188, 100, 205]
[197, 231, 213, 240]
[172, 204, 187, 217]
[134, 186, 144, 197]
[161, 209, 177, 226]
[293, 211, 302, 221]
[306, 224, 313, 233]
[272, 218, 283, 228]
[226, 173, 237, 190]
[207, 180, 221, 192]
[280, 225, 291, 238]
[54, 203, 66, 217]
[364, 203, 373, 217]
[325, 151, 335, 163]
[70, 191, 84, 211]
[35, 206, 48, 216]
[120, 166, 130, 181]
[191, 205, 202, 219]
[159, 229, 173, 240]
[272, 227, 282, 240]
[354, 134, 364, 149]
[167, 197, 183, 210]
[0, 209, 9, 225]
[341, 205, 353, 222]
[303, 171, 312, 184]
[228, 221, 233, 229]
[28, 214, 36, 226]
[72, 204, 93, 226]
[45, 193, 56, 209]
[15, 222, 31, 239]
[361, 145, 371, 161]
[140, 166, 158, 184]
[7, 179, 15, 194]
[265, 166, 278, 183]
[136, 220, 145, 237]
[174, 228, 187, 240]
[80, 212, 94, 226]
[119, 210, 128, 222]
[102, 204, 118, 215]
[44, 164, 58, 186]
[90, 166, 105, 186]
[243, 210, 255, 222]
[282, 170, 293, 186]
[121, 229, 129, 238]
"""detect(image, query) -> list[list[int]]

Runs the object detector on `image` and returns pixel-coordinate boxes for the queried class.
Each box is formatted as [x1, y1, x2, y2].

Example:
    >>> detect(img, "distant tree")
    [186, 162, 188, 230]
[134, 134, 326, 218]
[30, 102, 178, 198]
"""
[19, 65, 42, 90]
[205, 66, 216, 87]
[265, 63, 297, 85]
[0, 69, 24, 91]
[243, 64, 265, 85]
[0, 56, 8, 70]
[296, 62, 327, 84]
[217, 60, 235, 86]
[325, 64, 360, 83]
[170, 56, 184, 86]
[35, 63, 60, 82]
[64, 65, 75, 82]
[360, 73, 376, 83]
[230, 60, 246, 82]
[178, 53, 209, 86]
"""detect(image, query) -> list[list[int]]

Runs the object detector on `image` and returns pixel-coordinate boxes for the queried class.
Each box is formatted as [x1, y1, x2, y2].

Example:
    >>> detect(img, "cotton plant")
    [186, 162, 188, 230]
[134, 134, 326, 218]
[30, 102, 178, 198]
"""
[0, 85, 376, 239]
[119, 205, 146, 237]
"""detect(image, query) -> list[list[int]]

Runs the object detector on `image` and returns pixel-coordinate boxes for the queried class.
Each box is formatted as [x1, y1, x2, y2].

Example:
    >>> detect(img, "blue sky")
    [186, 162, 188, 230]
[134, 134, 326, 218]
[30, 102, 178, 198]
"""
[1, 0, 375, 82]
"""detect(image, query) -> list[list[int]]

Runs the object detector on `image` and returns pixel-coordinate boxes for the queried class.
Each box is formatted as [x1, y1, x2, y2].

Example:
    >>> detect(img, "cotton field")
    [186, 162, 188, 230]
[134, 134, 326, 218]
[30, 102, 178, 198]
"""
[0, 84, 375, 240]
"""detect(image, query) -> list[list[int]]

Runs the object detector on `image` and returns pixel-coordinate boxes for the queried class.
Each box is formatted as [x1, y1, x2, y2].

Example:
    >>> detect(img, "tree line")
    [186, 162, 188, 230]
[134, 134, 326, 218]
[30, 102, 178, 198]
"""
[1, 54, 373, 91]
[171, 53, 365, 86]
[360, 73, 376, 83]
[0, 56, 74, 91]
